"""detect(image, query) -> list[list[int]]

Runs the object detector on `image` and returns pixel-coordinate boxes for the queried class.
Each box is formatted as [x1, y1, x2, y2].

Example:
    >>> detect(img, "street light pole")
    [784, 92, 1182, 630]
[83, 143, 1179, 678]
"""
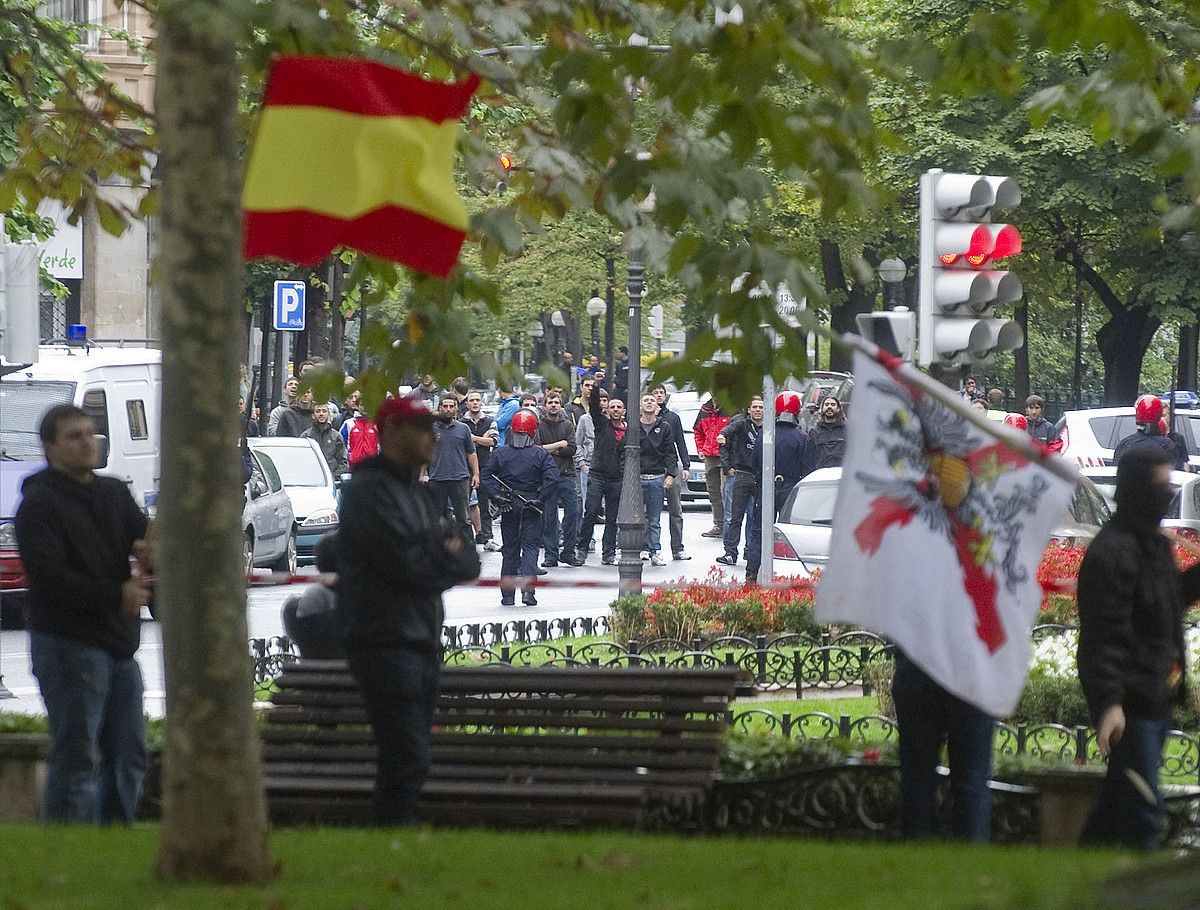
[604, 255, 616, 371]
[617, 243, 645, 596]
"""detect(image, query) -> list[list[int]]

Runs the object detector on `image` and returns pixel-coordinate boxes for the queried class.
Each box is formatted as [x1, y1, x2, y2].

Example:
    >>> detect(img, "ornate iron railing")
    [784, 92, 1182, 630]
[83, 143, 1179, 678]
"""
[250, 630, 892, 693]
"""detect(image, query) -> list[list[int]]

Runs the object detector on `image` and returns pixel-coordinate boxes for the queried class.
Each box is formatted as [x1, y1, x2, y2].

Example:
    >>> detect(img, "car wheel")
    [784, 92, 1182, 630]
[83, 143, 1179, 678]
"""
[243, 532, 255, 578]
[271, 532, 297, 575]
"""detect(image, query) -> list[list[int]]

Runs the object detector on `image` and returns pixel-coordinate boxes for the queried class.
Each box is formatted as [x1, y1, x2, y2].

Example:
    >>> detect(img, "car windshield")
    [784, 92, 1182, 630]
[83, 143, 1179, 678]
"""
[253, 445, 327, 486]
[0, 380, 77, 460]
[781, 482, 839, 525]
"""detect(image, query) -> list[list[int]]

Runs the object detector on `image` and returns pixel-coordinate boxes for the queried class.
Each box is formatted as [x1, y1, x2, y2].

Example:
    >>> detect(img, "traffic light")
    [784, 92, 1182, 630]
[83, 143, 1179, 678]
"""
[497, 153, 513, 193]
[856, 307, 916, 362]
[917, 169, 1023, 370]
[648, 304, 664, 339]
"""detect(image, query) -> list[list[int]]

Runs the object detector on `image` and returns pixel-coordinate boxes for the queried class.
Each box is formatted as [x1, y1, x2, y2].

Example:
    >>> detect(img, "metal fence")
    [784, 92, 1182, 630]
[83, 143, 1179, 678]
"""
[250, 630, 892, 694]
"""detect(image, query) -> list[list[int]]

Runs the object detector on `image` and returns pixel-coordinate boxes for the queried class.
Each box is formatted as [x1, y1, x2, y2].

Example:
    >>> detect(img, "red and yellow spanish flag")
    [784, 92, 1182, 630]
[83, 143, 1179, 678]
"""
[243, 56, 480, 278]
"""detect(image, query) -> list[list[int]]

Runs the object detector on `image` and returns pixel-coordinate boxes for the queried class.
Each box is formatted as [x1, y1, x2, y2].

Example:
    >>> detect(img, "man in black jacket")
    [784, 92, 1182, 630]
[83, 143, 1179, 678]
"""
[1077, 447, 1200, 849]
[15, 404, 152, 823]
[809, 395, 847, 469]
[716, 397, 763, 567]
[575, 391, 627, 565]
[652, 386, 691, 561]
[336, 394, 481, 824]
[534, 391, 581, 567]
[636, 393, 679, 566]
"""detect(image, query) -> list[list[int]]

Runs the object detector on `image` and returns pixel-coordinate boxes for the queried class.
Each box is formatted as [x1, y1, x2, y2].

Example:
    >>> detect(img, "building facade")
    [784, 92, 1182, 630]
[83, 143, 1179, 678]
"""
[38, 1, 157, 342]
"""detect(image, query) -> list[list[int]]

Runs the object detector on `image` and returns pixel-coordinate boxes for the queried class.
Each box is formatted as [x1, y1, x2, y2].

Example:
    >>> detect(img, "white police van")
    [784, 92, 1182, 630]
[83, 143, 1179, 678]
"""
[0, 344, 161, 616]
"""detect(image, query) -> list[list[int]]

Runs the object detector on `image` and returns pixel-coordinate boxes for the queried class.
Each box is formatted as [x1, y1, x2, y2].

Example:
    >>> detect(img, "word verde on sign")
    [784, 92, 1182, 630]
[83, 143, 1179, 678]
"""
[38, 248, 81, 278]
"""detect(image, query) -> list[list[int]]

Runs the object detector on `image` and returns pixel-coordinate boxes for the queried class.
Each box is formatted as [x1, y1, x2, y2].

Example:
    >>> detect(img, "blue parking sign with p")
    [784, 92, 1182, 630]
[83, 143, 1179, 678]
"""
[273, 280, 306, 331]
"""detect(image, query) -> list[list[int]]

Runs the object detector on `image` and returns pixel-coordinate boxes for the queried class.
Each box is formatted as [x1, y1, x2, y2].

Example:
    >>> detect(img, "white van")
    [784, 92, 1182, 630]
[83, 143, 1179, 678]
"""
[0, 344, 161, 613]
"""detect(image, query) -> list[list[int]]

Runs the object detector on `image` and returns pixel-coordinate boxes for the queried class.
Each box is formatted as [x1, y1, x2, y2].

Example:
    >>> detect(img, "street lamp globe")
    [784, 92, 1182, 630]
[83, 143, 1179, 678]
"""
[586, 296, 606, 318]
[527, 320, 544, 338]
[550, 310, 566, 328]
[877, 258, 907, 284]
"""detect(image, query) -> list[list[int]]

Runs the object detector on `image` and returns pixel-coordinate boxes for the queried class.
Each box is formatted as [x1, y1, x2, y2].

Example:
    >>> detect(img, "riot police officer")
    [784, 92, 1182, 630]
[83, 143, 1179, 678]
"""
[1114, 395, 1181, 469]
[746, 391, 817, 583]
[481, 408, 559, 606]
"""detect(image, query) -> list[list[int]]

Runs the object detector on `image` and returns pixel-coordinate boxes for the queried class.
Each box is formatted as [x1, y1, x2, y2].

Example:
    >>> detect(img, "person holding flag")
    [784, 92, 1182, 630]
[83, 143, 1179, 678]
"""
[817, 342, 1077, 842]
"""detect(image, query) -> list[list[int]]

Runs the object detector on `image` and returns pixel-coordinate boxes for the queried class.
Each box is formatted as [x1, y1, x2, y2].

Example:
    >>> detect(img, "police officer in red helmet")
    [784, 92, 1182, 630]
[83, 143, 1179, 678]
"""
[745, 391, 817, 584]
[481, 408, 559, 606]
[1113, 395, 1184, 470]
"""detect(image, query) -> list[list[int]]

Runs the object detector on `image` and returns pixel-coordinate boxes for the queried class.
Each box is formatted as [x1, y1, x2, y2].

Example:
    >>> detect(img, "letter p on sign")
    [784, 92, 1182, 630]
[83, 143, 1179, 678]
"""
[273, 280, 306, 331]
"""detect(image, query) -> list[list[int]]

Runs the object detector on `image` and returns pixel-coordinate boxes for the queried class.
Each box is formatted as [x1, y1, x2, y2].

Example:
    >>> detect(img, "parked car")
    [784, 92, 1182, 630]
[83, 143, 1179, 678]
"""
[665, 389, 709, 502]
[248, 437, 338, 564]
[1081, 466, 1200, 541]
[1161, 390, 1200, 409]
[244, 447, 297, 576]
[772, 468, 1111, 573]
[1058, 407, 1200, 469]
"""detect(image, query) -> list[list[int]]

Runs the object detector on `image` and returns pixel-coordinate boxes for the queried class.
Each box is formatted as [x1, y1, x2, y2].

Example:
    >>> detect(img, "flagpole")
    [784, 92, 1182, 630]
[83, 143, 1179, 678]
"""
[819, 328, 1079, 487]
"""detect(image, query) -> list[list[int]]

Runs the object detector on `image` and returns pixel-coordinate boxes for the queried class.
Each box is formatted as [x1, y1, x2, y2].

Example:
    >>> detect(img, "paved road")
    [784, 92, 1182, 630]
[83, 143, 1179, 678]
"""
[0, 501, 756, 716]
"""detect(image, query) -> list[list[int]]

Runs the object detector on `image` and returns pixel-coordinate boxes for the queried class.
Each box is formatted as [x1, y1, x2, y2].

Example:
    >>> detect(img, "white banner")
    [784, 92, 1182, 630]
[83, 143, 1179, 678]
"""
[816, 350, 1076, 717]
[35, 199, 84, 280]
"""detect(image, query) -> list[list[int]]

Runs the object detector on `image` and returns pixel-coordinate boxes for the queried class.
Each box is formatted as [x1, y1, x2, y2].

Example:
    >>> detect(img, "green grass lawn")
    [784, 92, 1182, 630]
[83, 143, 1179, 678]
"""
[0, 823, 1142, 910]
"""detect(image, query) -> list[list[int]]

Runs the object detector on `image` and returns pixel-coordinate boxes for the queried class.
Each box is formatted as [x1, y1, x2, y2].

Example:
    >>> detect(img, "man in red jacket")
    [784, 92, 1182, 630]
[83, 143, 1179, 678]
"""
[692, 396, 729, 538]
[341, 391, 379, 469]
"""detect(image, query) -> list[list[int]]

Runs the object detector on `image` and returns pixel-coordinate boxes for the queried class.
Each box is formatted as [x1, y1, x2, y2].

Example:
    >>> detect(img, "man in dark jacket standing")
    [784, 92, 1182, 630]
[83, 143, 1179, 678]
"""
[274, 388, 316, 438]
[534, 391, 581, 567]
[716, 397, 763, 567]
[15, 404, 152, 823]
[575, 390, 627, 565]
[336, 395, 481, 824]
[1077, 447, 1200, 849]
[303, 403, 348, 476]
[636, 392, 679, 566]
[745, 391, 816, 583]
[652, 386, 691, 561]
[809, 395, 847, 469]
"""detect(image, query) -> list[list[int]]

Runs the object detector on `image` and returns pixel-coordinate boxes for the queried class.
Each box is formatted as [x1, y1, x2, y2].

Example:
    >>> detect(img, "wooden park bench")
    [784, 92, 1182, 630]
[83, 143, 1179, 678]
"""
[262, 660, 752, 829]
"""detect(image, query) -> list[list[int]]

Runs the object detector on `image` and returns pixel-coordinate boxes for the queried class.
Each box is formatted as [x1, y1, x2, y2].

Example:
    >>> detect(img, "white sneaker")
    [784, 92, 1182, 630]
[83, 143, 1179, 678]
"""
[484, 539, 502, 552]
[649, 552, 666, 567]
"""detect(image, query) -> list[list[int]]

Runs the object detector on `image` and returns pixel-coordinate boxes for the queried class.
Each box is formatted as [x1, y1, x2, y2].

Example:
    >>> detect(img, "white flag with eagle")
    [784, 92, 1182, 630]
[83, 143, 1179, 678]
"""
[816, 349, 1077, 717]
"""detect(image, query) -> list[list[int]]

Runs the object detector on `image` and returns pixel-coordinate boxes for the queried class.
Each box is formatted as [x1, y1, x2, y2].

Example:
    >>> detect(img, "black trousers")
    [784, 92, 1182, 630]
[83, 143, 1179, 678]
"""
[577, 475, 621, 560]
[500, 505, 542, 595]
[428, 478, 471, 539]
[347, 645, 441, 825]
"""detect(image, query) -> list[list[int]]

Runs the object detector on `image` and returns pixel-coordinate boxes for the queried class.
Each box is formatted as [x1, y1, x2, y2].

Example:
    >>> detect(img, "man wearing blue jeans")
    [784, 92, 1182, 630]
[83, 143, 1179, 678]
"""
[635, 393, 678, 566]
[893, 650, 995, 841]
[1077, 447, 1200, 849]
[337, 395, 480, 823]
[15, 404, 152, 823]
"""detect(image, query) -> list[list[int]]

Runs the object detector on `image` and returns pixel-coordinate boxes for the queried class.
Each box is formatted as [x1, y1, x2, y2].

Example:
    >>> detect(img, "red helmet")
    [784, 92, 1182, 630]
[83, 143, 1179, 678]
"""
[775, 391, 802, 425]
[1135, 394, 1164, 424]
[510, 408, 539, 437]
[1003, 413, 1027, 431]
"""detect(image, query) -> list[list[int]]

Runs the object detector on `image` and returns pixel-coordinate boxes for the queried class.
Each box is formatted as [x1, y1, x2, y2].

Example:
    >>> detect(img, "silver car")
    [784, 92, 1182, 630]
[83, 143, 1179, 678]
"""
[773, 467, 1111, 573]
[243, 447, 297, 576]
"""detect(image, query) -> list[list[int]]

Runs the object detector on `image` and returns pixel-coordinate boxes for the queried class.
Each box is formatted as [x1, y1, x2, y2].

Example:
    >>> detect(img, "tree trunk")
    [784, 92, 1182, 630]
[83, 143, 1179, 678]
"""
[153, 3, 274, 883]
[1179, 322, 1198, 392]
[820, 240, 874, 374]
[329, 259, 346, 372]
[1096, 305, 1160, 405]
[1013, 302, 1029, 403]
[306, 265, 330, 360]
